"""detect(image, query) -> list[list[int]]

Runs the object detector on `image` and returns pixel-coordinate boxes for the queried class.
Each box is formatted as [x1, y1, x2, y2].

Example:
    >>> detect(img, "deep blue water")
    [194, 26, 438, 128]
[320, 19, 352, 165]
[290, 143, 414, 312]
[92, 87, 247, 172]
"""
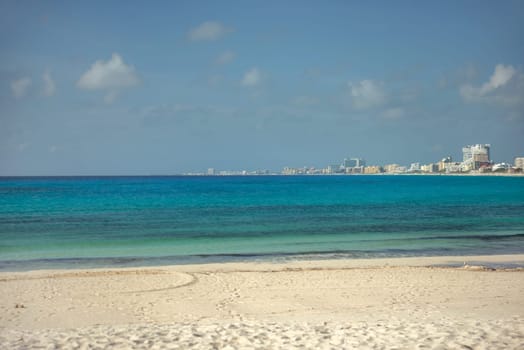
[1, 175, 523, 270]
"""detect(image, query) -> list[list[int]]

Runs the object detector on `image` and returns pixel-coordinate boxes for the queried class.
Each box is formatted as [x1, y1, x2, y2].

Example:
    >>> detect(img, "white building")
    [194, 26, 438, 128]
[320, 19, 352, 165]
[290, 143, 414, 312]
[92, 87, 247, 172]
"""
[409, 163, 421, 172]
[384, 164, 407, 173]
[420, 163, 438, 173]
[492, 163, 511, 172]
[462, 144, 491, 171]
[515, 157, 524, 170]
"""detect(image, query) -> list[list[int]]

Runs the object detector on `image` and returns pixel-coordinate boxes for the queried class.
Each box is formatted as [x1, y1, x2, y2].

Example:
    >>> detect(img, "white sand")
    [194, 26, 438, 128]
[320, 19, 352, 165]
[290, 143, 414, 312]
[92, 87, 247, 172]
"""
[1, 254, 523, 349]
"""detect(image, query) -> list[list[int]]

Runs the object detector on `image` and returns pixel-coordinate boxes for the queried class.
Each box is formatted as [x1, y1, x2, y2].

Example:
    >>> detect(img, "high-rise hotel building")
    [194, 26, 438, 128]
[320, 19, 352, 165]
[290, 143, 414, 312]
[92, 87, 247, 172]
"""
[462, 144, 491, 170]
[515, 157, 524, 170]
[343, 158, 366, 168]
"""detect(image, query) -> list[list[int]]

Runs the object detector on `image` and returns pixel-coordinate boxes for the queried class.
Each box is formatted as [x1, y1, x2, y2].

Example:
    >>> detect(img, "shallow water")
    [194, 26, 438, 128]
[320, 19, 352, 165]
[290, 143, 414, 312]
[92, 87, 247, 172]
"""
[1, 175, 523, 270]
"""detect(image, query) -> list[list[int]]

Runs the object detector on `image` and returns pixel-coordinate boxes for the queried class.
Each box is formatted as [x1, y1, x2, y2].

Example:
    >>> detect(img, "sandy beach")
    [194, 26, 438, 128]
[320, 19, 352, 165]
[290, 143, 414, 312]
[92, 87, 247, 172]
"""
[1, 254, 523, 349]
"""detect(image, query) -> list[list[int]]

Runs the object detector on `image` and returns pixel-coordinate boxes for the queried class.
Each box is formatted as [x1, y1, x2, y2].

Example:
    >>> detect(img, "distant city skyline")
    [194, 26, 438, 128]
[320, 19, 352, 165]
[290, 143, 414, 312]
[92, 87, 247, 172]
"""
[1, 1, 523, 175]
[198, 143, 523, 176]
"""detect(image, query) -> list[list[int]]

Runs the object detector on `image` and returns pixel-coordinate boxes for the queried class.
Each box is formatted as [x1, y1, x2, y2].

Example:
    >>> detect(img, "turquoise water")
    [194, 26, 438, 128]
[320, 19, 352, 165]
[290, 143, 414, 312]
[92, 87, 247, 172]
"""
[1, 175, 524, 270]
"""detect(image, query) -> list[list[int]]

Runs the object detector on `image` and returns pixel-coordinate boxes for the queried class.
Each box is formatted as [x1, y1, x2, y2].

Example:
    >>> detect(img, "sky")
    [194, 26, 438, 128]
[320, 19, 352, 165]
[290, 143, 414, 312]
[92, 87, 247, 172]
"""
[1, 0, 524, 175]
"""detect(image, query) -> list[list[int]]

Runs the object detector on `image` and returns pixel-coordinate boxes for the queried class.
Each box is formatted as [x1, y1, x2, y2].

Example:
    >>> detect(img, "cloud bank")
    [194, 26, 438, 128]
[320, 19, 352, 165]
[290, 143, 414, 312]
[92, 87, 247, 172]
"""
[348, 80, 386, 109]
[241, 68, 261, 87]
[77, 53, 139, 90]
[460, 64, 523, 106]
[77, 53, 139, 102]
[188, 21, 231, 41]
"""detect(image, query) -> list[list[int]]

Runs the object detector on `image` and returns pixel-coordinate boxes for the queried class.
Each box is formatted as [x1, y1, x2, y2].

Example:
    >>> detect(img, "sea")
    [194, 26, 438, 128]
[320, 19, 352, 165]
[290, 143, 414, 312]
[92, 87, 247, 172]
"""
[1, 175, 524, 271]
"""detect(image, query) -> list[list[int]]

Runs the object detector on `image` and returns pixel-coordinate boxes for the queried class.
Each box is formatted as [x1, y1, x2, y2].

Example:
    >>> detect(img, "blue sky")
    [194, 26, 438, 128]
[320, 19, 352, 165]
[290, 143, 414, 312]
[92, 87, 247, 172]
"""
[1, 0, 523, 175]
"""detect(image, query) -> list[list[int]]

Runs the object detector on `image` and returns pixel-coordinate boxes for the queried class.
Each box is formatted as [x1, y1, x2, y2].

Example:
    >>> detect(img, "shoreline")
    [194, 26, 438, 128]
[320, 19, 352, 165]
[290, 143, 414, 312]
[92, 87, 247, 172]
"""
[2, 253, 524, 274]
[1, 172, 524, 177]
[2, 251, 524, 273]
[1, 254, 523, 348]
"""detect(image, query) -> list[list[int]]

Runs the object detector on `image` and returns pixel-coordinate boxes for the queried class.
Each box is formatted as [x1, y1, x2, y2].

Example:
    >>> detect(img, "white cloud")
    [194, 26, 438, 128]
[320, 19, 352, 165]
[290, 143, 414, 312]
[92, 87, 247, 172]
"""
[77, 53, 139, 90]
[460, 64, 524, 106]
[42, 70, 55, 97]
[188, 21, 230, 41]
[216, 50, 236, 64]
[11, 77, 32, 98]
[77, 53, 139, 103]
[241, 68, 261, 87]
[484, 64, 516, 90]
[348, 79, 386, 109]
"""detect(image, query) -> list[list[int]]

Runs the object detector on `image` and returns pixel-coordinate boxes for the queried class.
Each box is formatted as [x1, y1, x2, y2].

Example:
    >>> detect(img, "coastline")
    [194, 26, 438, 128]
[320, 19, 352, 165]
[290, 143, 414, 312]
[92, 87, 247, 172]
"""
[1, 172, 524, 177]
[4, 248, 524, 273]
[1, 254, 523, 348]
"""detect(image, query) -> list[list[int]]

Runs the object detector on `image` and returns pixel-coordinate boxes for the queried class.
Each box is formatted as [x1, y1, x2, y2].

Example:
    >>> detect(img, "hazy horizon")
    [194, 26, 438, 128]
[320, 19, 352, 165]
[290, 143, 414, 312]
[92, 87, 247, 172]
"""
[1, 1, 523, 176]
